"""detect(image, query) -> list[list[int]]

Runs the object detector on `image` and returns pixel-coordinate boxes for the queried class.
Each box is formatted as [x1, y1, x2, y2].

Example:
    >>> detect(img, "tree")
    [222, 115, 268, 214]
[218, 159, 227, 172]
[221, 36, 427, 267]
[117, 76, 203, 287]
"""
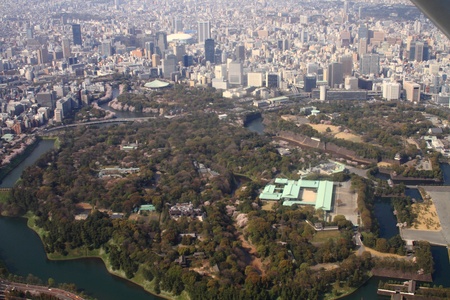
[48, 277, 55, 287]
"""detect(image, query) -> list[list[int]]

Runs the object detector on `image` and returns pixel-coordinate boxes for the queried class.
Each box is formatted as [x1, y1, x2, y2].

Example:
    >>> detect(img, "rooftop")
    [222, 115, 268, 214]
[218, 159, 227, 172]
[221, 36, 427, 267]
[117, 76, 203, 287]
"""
[144, 80, 170, 89]
[260, 179, 334, 211]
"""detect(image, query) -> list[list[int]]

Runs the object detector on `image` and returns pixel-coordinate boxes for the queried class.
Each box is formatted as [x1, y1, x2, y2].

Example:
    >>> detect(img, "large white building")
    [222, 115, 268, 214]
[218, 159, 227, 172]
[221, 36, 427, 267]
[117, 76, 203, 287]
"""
[382, 82, 401, 100]
[247, 72, 263, 87]
[228, 61, 243, 85]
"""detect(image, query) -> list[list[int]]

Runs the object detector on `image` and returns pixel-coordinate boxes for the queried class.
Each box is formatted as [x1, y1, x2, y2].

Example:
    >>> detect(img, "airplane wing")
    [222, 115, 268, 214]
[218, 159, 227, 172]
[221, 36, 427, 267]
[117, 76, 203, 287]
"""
[410, 0, 450, 39]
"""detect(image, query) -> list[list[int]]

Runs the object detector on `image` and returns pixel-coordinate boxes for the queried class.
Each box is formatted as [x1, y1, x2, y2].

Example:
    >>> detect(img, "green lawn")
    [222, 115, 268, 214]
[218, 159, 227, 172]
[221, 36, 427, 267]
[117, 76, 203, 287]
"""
[312, 230, 341, 243]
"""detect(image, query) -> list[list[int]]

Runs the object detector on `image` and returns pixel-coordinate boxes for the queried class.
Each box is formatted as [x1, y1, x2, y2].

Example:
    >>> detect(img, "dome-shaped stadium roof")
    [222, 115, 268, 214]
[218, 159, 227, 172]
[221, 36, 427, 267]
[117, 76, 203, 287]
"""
[144, 79, 170, 89]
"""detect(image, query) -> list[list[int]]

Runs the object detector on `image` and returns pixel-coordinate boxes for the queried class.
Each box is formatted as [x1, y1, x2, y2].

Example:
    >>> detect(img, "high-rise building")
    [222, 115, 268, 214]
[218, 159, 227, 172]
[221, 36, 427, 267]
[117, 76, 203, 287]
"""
[205, 39, 215, 64]
[144, 41, 154, 59]
[247, 72, 263, 87]
[327, 62, 344, 88]
[101, 40, 112, 57]
[155, 32, 168, 55]
[173, 44, 185, 63]
[37, 46, 49, 65]
[359, 54, 379, 75]
[173, 17, 183, 33]
[409, 41, 429, 62]
[404, 81, 421, 102]
[266, 73, 280, 89]
[62, 38, 71, 59]
[152, 54, 161, 68]
[72, 24, 82, 46]
[358, 25, 369, 40]
[339, 55, 353, 77]
[235, 45, 245, 62]
[301, 29, 309, 43]
[358, 38, 368, 56]
[382, 82, 401, 100]
[183, 54, 193, 67]
[304, 74, 317, 92]
[344, 1, 349, 13]
[197, 21, 211, 44]
[228, 61, 243, 85]
[215, 64, 227, 80]
[162, 55, 177, 79]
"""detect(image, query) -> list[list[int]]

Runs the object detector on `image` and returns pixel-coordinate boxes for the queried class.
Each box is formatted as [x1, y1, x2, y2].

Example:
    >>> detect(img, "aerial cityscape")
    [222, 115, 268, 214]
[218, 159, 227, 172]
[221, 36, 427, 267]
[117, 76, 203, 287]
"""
[0, 0, 450, 299]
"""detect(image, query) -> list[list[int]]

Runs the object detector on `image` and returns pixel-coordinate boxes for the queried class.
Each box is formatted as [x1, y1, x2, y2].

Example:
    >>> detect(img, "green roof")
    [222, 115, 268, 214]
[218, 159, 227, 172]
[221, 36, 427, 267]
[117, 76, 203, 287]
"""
[144, 80, 170, 89]
[259, 179, 334, 211]
[139, 204, 156, 211]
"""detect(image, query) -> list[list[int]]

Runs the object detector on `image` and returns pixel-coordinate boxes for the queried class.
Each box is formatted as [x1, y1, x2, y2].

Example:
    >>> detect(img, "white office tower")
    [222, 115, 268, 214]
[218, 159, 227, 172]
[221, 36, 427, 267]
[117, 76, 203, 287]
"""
[247, 72, 263, 87]
[382, 82, 401, 100]
[320, 86, 327, 101]
[228, 61, 243, 85]
[197, 21, 211, 44]
[345, 77, 358, 90]
[215, 64, 227, 80]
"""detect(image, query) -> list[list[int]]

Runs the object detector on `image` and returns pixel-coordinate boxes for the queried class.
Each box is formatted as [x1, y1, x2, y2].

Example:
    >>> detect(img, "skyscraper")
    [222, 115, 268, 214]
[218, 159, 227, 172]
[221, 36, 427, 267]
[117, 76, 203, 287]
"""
[359, 54, 379, 75]
[228, 61, 243, 85]
[205, 39, 215, 64]
[327, 62, 343, 88]
[235, 45, 245, 62]
[339, 55, 353, 77]
[155, 32, 167, 55]
[101, 40, 112, 57]
[72, 24, 82, 46]
[358, 38, 368, 56]
[37, 46, 49, 65]
[173, 17, 183, 33]
[304, 74, 317, 92]
[62, 38, 71, 59]
[198, 21, 211, 44]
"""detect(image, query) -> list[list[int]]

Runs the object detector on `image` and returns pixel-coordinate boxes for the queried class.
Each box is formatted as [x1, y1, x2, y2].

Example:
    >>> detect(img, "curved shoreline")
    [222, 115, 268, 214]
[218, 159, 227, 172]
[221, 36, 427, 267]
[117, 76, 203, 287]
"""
[24, 215, 178, 300]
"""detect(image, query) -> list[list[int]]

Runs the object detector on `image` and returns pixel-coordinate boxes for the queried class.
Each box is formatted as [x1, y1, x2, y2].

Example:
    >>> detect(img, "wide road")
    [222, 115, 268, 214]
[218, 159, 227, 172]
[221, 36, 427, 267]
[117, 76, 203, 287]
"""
[0, 279, 84, 300]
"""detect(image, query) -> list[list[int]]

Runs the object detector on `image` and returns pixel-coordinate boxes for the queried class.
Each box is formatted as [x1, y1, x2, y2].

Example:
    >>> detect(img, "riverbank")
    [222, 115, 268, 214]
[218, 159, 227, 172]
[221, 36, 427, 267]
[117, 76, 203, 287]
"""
[25, 214, 187, 300]
[0, 137, 40, 182]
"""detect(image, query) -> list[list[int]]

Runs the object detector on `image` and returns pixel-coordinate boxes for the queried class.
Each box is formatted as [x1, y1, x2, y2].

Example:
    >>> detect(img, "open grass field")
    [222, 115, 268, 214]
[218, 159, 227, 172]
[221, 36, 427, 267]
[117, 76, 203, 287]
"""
[308, 124, 363, 143]
[312, 230, 341, 243]
[309, 124, 341, 134]
[334, 132, 363, 143]
[261, 201, 275, 211]
[411, 201, 441, 231]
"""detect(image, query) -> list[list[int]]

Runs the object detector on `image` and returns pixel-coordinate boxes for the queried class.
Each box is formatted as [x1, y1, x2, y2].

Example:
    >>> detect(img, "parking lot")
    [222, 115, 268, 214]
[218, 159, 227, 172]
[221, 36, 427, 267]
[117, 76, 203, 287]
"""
[329, 180, 359, 225]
